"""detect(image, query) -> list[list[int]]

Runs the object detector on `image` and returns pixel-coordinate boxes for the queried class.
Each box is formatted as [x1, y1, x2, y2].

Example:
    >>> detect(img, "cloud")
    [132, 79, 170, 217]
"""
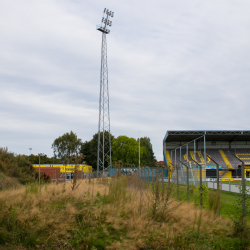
[1, 0, 250, 160]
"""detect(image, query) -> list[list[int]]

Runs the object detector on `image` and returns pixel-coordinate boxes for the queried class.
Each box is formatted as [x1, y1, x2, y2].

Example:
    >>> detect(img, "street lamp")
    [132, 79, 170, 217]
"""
[29, 148, 32, 155]
[39, 153, 45, 186]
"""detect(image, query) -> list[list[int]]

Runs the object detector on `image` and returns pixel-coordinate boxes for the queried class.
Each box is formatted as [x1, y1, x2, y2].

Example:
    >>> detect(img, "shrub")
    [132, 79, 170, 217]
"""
[0, 147, 50, 186]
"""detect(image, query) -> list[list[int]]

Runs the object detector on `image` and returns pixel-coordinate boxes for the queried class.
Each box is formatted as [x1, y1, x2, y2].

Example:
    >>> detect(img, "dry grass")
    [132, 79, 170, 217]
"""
[0, 176, 238, 249]
[0, 172, 22, 191]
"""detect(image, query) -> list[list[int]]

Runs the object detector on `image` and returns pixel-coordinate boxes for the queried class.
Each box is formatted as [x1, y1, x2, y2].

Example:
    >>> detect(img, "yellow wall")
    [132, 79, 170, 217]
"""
[33, 164, 92, 173]
[219, 170, 232, 180]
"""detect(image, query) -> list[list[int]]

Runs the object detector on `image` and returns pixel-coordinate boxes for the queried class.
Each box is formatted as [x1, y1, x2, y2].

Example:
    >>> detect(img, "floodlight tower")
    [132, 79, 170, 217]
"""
[96, 8, 114, 177]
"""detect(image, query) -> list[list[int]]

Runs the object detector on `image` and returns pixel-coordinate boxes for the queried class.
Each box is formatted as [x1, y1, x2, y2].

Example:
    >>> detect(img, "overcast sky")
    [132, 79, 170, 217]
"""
[1, 0, 250, 160]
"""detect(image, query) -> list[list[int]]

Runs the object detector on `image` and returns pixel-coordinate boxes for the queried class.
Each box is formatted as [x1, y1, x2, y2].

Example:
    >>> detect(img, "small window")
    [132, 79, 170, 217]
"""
[212, 142, 216, 146]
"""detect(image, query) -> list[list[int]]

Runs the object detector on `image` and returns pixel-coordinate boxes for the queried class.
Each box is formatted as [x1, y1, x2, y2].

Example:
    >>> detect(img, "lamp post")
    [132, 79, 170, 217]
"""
[39, 153, 45, 186]
[96, 8, 114, 177]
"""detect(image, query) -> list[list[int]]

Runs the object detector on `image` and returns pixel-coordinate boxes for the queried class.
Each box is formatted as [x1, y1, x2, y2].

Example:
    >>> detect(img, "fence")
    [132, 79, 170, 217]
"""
[108, 167, 168, 182]
[108, 166, 250, 194]
[171, 167, 250, 194]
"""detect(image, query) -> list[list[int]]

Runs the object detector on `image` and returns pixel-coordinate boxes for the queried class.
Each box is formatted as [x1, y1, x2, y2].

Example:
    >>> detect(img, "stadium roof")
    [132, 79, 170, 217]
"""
[163, 130, 250, 144]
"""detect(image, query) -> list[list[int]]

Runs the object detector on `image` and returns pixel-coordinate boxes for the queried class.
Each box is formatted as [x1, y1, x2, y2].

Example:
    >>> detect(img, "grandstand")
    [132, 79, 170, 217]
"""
[163, 131, 250, 178]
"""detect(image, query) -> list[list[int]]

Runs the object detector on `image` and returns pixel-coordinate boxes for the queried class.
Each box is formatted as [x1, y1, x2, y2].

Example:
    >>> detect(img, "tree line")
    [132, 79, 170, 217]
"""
[48, 131, 157, 170]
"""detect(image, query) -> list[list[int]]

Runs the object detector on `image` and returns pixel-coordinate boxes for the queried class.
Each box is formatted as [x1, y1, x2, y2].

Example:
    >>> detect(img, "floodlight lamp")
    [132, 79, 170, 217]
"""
[104, 8, 106, 13]
[111, 12, 114, 17]
[102, 17, 104, 22]
[107, 9, 109, 14]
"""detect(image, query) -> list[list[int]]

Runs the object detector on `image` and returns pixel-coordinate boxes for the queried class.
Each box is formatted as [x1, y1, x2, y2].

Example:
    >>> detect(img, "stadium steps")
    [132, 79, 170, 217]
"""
[166, 151, 172, 166]
[219, 150, 233, 169]
[236, 153, 250, 165]
[219, 169, 229, 178]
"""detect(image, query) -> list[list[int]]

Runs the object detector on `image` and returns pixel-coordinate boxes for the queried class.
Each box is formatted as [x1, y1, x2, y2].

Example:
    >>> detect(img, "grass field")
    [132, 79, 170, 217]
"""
[0, 175, 250, 249]
[169, 183, 243, 218]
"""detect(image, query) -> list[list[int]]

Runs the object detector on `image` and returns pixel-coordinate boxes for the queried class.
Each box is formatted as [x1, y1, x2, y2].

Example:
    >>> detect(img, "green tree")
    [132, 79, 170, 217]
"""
[112, 136, 146, 165]
[80, 131, 114, 170]
[28, 154, 60, 164]
[138, 137, 157, 166]
[52, 131, 82, 160]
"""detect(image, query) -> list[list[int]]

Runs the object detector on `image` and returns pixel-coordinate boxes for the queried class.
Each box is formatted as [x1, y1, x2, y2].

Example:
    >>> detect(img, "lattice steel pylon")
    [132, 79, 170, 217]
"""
[96, 8, 114, 177]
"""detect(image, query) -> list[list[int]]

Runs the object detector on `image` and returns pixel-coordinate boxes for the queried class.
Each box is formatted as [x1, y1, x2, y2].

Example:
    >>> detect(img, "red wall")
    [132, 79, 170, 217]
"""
[34, 167, 61, 183]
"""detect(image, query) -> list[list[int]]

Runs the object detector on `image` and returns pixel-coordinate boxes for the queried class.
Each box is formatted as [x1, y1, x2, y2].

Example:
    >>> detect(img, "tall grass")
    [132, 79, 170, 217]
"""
[0, 172, 244, 249]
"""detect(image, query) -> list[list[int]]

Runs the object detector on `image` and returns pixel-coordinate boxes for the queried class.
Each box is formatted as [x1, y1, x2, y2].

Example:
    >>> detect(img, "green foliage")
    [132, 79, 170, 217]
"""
[81, 131, 114, 170]
[193, 184, 208, 207]
[28, 154, 60, 164]
[52, 131, 82, 159]
[208, 190, 223, 215]
[104, 176, 128, 204]
[0, 147, 49, 185]
[0, 172, 21, 191]
[25, 183, 39, 194]
[112, 135, 146, 165]
[138, 137, 157, 166]
[81, 133, 156, 169]
[229, 183, 250, 236]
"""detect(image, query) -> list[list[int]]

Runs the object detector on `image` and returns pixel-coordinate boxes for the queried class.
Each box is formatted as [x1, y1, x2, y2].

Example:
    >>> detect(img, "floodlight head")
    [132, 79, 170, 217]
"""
[97, 8, 114, 34]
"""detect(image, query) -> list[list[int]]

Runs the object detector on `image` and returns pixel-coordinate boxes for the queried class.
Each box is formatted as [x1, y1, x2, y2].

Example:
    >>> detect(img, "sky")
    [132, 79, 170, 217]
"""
[1, 0, 250, 160]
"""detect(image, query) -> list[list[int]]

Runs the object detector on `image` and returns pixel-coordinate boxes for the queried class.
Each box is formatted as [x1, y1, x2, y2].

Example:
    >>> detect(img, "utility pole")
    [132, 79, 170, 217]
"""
[38, 153, 45, 186]
[96, 8, 114, 177]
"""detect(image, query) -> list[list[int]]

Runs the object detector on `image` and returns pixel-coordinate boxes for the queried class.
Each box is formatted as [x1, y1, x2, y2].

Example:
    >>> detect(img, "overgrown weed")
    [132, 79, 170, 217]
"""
[0, 172, 242, 249]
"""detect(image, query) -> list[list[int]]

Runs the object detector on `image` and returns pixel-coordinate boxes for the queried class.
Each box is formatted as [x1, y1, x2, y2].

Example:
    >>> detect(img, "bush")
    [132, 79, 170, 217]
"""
[0, 173, 21, 191]
[0, 147, 50, 186]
